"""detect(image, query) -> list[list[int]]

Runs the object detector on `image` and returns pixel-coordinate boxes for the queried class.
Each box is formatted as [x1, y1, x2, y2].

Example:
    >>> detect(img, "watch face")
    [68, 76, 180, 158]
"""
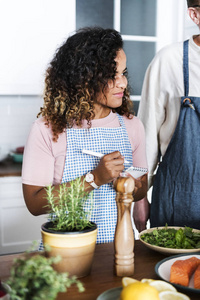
[86, 172, 94, 183]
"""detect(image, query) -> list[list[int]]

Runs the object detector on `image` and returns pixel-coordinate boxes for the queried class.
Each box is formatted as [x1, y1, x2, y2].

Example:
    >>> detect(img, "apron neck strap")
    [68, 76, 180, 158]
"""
[183, 40, 189, 97]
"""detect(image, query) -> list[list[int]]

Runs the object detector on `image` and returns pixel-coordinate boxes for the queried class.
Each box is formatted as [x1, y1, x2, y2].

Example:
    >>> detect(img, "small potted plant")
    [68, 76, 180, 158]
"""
[41, 177, 97, 278]
[5, 244, 84, 300]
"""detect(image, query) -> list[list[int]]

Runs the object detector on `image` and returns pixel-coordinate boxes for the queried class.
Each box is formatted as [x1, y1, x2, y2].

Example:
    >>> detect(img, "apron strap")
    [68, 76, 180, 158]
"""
[183, 40, 189, 97]
[117, 113, 125, 126]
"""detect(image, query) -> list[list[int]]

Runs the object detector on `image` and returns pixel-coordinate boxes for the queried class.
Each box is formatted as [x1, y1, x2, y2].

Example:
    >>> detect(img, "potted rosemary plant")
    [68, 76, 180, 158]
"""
[6, 243, 84, 300]
[41, 177, 97, 278]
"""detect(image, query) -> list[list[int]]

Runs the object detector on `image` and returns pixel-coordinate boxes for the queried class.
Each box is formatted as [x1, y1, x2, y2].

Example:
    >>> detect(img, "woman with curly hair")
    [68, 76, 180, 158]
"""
[22, 27, 148, 243]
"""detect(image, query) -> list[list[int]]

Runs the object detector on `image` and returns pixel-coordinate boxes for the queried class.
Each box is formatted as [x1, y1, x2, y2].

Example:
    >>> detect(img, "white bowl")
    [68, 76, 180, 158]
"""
[139, 226, 200, 254]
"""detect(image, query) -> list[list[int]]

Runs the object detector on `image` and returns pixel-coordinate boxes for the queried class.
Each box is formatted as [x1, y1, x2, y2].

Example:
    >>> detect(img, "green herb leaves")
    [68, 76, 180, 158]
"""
[6, 245, 84, 300]
[140, 225, 200, 249]
[45, 177, 94, 232]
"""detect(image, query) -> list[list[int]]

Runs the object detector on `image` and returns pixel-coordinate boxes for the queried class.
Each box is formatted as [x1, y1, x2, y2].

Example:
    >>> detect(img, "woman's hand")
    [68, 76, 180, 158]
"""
[132, 173, 148, 202]
[92, 151, 125, 186]
[23, 151, 125, 216]
[133, 196, 150, 232]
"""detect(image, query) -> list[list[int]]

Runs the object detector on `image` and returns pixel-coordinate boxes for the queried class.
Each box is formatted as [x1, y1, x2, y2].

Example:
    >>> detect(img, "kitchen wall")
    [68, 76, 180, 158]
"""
[0, 95, 43, 155]
[0, 0, 75, 159]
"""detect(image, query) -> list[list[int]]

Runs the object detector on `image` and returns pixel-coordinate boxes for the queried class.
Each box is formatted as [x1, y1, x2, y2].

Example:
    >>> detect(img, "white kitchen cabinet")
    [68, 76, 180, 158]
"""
[0, 176, 47, 254]
[0, 0, 75, 95]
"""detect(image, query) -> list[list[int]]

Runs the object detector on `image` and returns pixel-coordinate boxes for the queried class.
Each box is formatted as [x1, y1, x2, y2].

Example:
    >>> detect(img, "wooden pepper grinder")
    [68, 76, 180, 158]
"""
[113, 174, 135, 277]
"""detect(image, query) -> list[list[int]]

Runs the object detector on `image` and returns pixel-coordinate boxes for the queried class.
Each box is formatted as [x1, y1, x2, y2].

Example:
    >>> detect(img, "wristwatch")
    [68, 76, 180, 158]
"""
[85, 172, 99, 189]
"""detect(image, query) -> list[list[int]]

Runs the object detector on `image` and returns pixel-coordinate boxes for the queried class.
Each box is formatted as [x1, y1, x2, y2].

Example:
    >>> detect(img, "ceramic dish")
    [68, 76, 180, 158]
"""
[155, 253, 200, 294]
[96, 287, 122, 300]
[10, 152, 23, 163]
[139, 227, 200, 254]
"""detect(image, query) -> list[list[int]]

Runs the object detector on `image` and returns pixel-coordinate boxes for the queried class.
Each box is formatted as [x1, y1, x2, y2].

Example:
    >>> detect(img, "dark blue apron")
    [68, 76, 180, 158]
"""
[150, 40, 200, 229]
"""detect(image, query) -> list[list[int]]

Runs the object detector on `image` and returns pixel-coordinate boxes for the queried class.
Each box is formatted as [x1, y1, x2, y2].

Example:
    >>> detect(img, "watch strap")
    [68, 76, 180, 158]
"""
[90, 181, 99, 189]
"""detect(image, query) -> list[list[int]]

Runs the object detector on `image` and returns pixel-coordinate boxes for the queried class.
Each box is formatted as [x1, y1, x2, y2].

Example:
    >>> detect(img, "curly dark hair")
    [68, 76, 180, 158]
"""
[38, 27, 133, 141]
[187, 0, 200, 6]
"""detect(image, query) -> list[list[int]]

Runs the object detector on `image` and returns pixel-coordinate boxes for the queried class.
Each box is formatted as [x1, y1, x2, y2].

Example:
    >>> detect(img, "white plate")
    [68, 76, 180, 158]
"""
[96, 287, 122, 300]
[139, 227, 200, 254]
[155, 253, 200, 293]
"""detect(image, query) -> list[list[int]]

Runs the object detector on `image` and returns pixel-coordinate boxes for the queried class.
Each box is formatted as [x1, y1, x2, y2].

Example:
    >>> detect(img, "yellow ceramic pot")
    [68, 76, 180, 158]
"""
[41, 222, 97, 278]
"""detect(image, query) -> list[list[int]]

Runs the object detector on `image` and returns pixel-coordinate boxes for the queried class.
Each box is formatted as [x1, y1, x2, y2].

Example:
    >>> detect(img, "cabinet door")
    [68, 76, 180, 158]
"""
[0, 0, 75, 95]
[0, 177, 47, 254]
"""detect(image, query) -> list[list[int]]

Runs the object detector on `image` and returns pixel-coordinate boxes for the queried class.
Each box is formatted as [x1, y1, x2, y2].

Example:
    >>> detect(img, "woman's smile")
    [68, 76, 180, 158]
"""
[113, 92, 124, 98]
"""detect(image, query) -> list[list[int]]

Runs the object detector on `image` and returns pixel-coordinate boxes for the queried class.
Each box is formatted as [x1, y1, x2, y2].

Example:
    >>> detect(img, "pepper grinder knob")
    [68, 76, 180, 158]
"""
[113, 175, 135, 277]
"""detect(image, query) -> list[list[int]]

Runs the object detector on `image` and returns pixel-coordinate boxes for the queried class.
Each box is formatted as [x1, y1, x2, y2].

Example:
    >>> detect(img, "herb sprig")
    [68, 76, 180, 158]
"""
[45, 177, 94, 232]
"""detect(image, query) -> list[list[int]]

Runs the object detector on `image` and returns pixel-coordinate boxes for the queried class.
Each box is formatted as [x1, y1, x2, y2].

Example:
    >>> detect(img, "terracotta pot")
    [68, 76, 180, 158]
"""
[41, 222, 97, 278]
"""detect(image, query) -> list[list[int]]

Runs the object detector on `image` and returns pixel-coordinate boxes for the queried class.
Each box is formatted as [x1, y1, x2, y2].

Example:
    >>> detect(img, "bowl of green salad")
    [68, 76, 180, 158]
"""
[139, 225, 200, 254]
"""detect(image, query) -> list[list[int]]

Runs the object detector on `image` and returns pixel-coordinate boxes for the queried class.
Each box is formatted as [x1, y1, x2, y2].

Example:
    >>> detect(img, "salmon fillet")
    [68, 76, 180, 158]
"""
[194, 264, 200, 289]
[170, 257, 200, 287]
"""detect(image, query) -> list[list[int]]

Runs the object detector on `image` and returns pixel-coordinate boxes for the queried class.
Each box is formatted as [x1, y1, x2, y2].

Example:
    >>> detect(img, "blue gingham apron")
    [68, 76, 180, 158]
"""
[150, 40, 200, 229]
[62, 113, 133, 243]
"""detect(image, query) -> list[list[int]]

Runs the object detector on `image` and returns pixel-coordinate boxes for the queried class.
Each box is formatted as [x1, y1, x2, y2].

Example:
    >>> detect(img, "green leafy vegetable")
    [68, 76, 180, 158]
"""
[140, 225, 200, 249]
[6, 243, 84, 300]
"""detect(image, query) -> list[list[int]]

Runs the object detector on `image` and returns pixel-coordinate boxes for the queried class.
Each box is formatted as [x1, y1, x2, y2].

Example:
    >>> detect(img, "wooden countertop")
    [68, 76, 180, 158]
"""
[0, 241, 199, 300]
[0, 158, 22, 177]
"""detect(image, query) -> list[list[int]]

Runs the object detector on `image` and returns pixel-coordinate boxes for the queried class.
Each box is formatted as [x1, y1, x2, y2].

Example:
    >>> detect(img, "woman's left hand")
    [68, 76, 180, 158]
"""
[132, 173, 148, 202]
[133, 196, 150, 232]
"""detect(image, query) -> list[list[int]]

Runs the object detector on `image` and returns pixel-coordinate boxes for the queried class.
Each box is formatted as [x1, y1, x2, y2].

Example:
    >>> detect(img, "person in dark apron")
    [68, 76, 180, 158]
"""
[150, 40, 200, 229]
[136, 2, 200, 233]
